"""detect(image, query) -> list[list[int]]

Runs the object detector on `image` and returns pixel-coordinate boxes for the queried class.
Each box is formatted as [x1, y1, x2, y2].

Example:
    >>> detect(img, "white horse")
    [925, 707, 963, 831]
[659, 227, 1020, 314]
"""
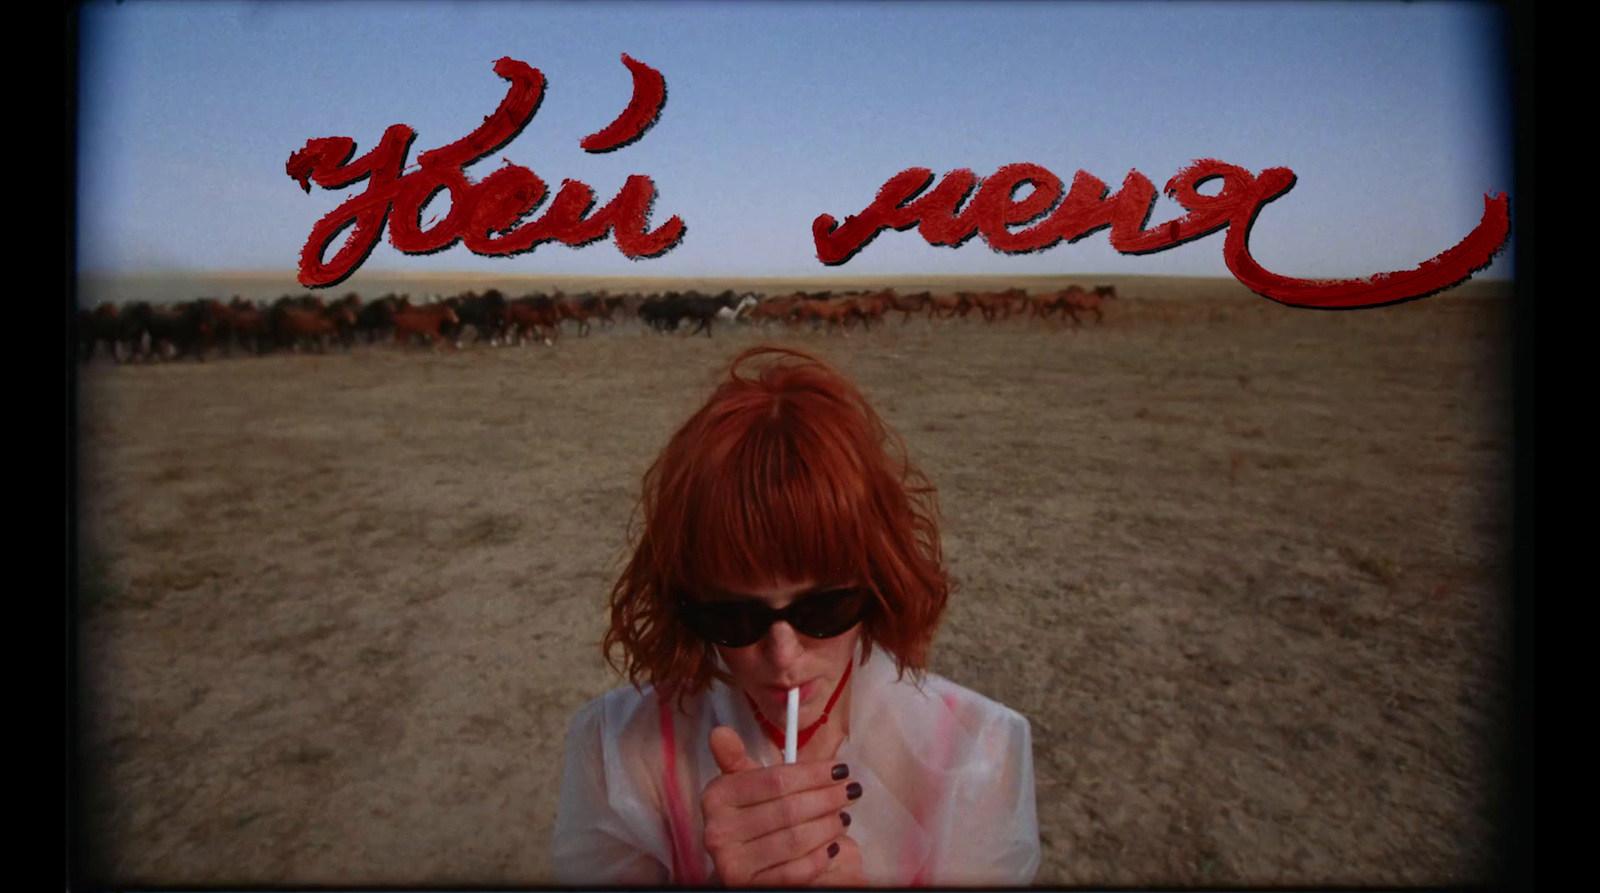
[715, 293, 760, 327]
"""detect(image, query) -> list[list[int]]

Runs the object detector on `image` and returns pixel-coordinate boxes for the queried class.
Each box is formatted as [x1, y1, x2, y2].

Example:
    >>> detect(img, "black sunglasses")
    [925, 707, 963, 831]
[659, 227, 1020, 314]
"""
[676, 586, 871, 648]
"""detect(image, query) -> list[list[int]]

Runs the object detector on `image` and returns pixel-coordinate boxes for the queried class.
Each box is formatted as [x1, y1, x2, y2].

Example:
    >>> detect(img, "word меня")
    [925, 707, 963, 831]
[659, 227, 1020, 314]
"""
[287, 56, 684, 288]
[814, 160, 1510, 309]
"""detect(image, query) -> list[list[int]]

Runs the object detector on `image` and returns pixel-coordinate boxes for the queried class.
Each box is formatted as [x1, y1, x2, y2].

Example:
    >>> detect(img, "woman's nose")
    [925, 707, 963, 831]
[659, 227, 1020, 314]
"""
[762, 621, 804, 668]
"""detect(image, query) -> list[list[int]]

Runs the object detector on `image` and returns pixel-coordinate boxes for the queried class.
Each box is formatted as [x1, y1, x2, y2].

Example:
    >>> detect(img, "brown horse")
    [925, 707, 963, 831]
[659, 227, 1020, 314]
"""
[1030, 285, 1113, 327]
[275, 304, 357, 353]
[987, 288, 1029, 321]
[226, 298, 270, 354]
[793, 297, 861, 336]
[928, 293, 968, 320]
[390, 303, 460, 349]
[557, 298, 598, 337]
[1028, 287, 1082, 324]
[847, 291, 893, 330]
[184, 298, 246, 356]
[969, 291, 1021, 323]
[1063, 285, 1116, 325]
[503, 298, 562, 345]
[746, 297, 797, 329]
[888, 291, 931, 323]
[582, 295, 618, 329]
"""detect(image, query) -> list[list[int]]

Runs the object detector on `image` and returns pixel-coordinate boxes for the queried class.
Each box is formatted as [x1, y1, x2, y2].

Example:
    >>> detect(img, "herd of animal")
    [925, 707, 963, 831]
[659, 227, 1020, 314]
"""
[74, 285, 1118, 363]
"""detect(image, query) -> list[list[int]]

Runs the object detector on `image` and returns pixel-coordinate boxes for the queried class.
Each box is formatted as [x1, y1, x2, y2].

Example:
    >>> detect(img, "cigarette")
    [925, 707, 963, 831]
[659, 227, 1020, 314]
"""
[784, 687, 799, 764]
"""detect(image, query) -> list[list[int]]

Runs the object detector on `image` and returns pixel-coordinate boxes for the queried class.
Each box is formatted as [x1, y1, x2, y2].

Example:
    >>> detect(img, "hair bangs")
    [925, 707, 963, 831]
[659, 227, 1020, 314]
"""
[678, 400, 878, 596]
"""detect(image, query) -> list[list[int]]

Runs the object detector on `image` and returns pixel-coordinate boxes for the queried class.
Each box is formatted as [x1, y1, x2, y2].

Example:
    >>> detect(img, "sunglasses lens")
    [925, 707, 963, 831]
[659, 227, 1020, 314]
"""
[681, 602, 768, 648]
[789, 587, 868, 639]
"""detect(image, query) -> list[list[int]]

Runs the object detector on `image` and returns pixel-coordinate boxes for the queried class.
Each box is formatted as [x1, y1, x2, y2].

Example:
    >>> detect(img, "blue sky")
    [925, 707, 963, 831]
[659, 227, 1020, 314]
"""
[75, 0, 1515, 282]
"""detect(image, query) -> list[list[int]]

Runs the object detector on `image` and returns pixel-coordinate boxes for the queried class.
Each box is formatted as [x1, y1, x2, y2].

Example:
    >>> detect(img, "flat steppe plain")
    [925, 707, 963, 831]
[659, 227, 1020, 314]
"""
[74, 274, 1514, 886]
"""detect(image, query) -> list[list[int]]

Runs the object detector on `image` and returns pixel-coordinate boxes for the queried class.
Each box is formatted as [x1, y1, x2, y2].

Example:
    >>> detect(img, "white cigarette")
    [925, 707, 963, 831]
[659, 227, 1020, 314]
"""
[784, 687, 799, 763]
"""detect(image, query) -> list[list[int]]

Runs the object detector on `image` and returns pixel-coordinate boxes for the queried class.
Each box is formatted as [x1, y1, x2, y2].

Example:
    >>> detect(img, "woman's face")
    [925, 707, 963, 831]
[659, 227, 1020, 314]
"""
[709, 577, 861, 725]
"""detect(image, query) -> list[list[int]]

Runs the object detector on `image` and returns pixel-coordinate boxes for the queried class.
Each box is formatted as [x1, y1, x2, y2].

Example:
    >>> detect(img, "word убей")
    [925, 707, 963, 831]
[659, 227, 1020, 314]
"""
[287, 55, 683, 289]
[814, 161, 1510, 309]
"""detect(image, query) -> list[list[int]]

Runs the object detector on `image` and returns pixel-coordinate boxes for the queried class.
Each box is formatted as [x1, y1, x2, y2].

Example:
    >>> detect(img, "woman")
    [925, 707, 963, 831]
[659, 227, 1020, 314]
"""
[553, 346, 1039, 886]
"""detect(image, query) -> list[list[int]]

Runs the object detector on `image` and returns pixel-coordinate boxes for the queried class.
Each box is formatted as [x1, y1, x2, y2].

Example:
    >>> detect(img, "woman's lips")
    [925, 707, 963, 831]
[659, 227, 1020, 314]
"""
[766, 678, 819, 704]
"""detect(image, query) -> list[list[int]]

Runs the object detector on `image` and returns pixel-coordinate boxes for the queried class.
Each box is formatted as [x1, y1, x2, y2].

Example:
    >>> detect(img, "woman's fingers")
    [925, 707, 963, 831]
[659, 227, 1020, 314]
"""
[736, 808, 852, 878]
[810, 834, 863, 887]
[702, 757, 853, 812]
[703, 777, 856, 856]
[709, 726, 762, 774]
[746, 831, 848, 887]
[727, 780, 858, 843]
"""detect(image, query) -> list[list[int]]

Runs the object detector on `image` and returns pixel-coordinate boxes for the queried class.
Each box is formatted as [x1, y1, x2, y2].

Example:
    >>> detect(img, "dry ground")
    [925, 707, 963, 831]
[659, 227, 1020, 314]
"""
[74, 276, 1514, 886]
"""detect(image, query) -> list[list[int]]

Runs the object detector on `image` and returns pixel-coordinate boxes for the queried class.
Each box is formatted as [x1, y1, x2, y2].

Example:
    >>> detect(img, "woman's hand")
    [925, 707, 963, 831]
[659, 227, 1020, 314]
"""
[810, 833, 865, 887]
[701, 726, 860, 887]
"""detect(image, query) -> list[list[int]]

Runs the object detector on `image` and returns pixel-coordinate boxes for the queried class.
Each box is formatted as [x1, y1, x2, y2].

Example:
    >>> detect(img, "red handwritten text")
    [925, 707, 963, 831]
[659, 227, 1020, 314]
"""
[580, 53, 668, 153]
[287, 56, 685, 289]
[813, 159, 1510, 309]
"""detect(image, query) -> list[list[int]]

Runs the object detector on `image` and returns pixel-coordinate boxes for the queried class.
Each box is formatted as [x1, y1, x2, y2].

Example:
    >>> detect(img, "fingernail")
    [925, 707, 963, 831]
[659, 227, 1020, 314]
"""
[840, 811, 852, 827]
[846, 782, 862, 800]
[831, 764, 849, 781]
[828, 842, 840, 858]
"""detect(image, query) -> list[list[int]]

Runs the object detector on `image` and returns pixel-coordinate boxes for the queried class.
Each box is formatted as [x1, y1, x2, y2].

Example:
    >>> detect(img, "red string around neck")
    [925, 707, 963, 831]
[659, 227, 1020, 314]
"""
[746, 661, 854, 754]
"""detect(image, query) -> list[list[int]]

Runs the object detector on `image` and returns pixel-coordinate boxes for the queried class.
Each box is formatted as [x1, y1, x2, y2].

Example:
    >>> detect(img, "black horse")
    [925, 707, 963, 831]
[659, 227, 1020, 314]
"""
[122, 301, 215, 362]
[637, 292, 740, 337]
[442, 290, 509, 346]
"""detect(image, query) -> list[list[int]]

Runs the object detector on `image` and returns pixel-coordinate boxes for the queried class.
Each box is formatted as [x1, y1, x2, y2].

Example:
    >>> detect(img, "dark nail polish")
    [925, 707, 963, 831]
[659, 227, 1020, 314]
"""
[840, 811, 852, 827]
[831, 764, 849, 781]
[846, 781, 862, 800]
[828, 842, 840, 858]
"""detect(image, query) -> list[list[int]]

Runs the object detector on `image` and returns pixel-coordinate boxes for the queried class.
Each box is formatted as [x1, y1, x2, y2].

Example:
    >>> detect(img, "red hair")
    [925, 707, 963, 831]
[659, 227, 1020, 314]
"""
[603, 345, 950, 704]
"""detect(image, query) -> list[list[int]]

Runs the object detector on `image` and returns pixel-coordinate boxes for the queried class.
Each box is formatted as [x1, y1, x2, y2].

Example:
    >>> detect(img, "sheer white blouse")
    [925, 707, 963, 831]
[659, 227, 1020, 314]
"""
[552, 644, 1040, 885]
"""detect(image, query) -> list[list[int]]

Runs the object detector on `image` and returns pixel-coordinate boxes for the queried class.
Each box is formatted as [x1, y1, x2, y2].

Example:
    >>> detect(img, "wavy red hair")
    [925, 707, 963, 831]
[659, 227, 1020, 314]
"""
[603, 345, 950, 705]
